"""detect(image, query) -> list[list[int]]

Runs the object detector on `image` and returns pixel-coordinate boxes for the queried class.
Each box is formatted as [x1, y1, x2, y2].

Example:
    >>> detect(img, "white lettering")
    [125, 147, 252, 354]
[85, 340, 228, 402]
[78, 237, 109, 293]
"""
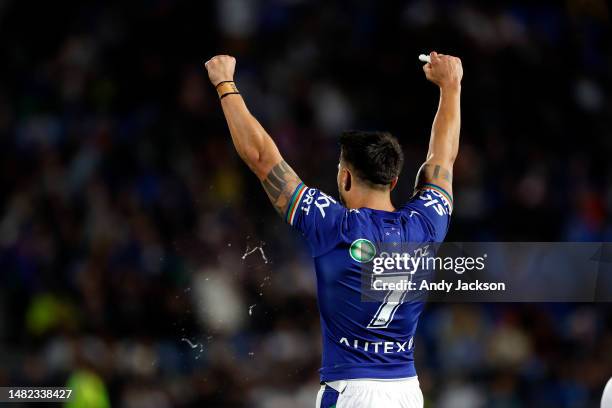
[338, 337, 414, 354]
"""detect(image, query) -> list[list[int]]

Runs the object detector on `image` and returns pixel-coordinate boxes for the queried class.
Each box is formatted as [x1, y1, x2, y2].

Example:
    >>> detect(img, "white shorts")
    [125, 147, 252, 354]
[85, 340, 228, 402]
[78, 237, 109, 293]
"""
[316, 377, 423, 408]
[603, 377, 612, 408]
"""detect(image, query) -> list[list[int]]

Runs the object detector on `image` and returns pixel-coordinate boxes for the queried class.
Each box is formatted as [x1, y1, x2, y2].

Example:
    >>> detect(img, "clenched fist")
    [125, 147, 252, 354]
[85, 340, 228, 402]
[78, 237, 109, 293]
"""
[204, 55, 236, 86]
[423, 52, 463, 90]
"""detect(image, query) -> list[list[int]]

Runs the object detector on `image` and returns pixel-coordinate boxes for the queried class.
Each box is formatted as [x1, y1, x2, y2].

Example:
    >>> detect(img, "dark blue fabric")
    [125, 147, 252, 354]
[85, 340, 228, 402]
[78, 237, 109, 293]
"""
[319, 385, 340, 408]
[290, 186, 451, 382]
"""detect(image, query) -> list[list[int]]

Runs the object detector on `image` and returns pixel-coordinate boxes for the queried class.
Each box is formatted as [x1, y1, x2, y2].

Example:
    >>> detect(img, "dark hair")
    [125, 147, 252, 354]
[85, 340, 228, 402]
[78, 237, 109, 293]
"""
[339, 130, 404, 187]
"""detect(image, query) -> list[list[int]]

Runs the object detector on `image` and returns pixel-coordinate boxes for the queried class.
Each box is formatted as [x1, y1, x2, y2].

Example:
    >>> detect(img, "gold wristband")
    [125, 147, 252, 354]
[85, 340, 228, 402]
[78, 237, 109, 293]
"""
[216, 81, 239, 99]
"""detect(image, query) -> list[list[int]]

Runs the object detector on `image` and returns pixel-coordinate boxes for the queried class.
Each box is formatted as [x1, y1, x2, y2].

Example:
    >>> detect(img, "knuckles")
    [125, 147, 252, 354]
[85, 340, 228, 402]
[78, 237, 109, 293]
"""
[205, 55, 236, 75]
[210, 55, 235, 63]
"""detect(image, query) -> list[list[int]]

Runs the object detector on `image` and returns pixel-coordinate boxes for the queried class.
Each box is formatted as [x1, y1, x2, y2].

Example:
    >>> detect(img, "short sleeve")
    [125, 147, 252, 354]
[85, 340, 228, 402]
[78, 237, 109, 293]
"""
[285, 183, 347, 256]
[402, 183, 452, 242]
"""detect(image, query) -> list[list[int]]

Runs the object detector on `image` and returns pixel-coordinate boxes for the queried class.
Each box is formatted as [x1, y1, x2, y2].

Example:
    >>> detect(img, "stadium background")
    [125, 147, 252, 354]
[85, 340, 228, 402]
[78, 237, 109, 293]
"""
[0, 0, 611, 406]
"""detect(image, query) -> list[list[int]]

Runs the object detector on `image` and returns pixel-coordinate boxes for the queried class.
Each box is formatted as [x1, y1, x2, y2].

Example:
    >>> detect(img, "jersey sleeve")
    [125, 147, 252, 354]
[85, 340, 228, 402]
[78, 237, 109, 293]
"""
[285, 183, 346, 256]
[402, 183, 453, 242]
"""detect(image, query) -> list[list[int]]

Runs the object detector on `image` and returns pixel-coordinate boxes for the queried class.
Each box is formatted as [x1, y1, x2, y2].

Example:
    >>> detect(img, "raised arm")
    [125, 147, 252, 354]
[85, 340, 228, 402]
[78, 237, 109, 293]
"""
[414, 52, 463, 202]
[204, 55, 302, 217]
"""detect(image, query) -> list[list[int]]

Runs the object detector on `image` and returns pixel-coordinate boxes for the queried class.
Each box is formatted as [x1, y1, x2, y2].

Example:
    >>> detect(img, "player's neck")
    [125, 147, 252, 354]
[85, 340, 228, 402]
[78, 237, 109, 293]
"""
[346, 187, 395, 212]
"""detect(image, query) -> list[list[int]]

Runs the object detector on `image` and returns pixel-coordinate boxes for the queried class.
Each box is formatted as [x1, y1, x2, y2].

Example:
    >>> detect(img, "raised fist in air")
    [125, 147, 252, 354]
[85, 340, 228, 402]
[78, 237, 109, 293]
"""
[204, 55, 236, 86]
[423, 52, 463, 90]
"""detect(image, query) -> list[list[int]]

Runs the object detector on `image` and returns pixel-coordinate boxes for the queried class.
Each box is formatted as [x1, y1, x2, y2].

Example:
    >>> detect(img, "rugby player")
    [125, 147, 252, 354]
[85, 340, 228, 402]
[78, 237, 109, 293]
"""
[205, 51, 462, 407]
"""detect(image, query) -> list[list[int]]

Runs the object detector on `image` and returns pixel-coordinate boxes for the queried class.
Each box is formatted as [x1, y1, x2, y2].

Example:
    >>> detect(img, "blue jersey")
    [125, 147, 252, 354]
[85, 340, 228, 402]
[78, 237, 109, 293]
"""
[285, 182, 452, 382]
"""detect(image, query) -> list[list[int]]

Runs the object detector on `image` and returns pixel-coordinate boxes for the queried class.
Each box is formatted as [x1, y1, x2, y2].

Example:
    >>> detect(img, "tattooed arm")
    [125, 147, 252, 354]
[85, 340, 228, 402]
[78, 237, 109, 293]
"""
[205, 55, 302, 216]
[260, 160, 302, 216]
[415, 52, 462, 198]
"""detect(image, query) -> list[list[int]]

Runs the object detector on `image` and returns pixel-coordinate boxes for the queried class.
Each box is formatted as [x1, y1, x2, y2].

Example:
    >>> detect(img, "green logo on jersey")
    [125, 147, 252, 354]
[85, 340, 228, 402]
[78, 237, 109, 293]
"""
[349, 239, 376, 263]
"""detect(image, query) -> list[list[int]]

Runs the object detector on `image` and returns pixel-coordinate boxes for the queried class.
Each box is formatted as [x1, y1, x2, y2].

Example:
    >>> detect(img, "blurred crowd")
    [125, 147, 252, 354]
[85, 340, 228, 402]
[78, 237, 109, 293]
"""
[0, 0, 611, 407]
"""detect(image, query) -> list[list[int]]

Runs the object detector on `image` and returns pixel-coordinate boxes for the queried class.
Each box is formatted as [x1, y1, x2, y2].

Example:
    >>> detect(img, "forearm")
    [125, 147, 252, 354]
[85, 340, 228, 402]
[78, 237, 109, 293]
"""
[220, 93, 281, 179]
[206, 55, 303, 217]
[414, 85, 460, 196]
[426, 86, 461, 166]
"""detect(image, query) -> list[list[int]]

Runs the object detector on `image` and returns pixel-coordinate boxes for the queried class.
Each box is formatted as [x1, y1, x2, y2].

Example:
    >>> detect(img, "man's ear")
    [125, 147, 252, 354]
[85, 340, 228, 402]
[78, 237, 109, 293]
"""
[343, 168, 352, 192]
[389, 177, 398, 191]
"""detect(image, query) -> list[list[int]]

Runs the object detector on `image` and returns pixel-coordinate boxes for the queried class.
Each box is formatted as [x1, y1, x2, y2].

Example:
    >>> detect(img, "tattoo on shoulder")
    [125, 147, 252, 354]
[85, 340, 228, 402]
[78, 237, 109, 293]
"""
[415, 163, 452, 189]
[262, 160, 302, 216]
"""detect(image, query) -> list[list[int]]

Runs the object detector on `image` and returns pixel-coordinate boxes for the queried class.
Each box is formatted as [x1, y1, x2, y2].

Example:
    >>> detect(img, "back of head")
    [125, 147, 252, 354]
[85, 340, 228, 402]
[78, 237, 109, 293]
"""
[339, 130, 404, 189]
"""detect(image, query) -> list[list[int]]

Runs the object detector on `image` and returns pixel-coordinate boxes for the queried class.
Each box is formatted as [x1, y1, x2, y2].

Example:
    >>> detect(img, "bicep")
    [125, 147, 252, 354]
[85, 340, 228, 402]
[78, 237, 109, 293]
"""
[260, 159, 303, 217]
[414, 161, 453, 203]
[405, 165, 453, 241]
[259, 158, 345, 256]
